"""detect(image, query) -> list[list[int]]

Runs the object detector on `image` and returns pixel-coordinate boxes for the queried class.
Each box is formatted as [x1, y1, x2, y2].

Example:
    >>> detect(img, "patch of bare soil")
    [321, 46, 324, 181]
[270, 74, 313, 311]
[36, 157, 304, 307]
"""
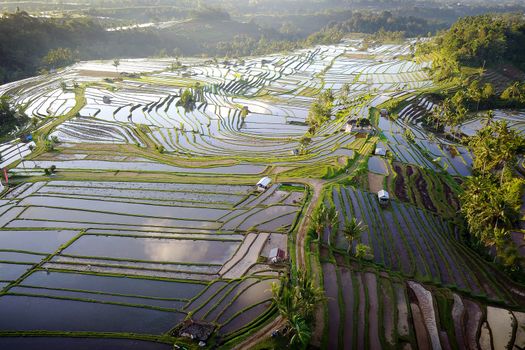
[410, 302, 431, 350]
[368, 172, 384, 193]
[394, 163, 409, 202]
[464, 299, 483, 350]
[443, 181, 459, 211]
[414, 171, 436, 212]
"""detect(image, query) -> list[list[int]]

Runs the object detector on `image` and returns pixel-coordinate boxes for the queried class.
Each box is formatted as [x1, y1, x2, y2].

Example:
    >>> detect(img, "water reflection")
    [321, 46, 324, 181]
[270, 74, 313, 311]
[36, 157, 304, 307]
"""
[63, 235, 240, 265]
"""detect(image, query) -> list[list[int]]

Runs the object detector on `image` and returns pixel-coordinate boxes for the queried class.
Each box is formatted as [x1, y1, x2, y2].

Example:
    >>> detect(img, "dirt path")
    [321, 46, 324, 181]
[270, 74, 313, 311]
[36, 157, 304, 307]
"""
[235, 159, 364, 349]
[295, 178, 326, 270]
[234, 178, 325, 349]
[232, 316, 285, 350]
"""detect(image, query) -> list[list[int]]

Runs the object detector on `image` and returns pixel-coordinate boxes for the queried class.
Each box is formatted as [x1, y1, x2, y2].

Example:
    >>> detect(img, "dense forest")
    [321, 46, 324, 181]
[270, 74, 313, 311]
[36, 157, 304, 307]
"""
[413, 13, 525, 270]
[0, 8, 442, 84]
[418, 13, 525, 78]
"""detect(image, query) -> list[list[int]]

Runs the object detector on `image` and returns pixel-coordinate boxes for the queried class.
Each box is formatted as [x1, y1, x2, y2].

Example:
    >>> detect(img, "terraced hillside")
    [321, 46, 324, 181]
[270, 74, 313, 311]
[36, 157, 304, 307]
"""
[0, 38, 524, 349]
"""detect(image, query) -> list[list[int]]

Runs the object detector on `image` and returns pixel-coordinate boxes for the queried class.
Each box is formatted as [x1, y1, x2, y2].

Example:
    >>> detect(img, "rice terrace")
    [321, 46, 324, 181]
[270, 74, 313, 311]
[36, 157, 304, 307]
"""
[1, 5, 525, 350]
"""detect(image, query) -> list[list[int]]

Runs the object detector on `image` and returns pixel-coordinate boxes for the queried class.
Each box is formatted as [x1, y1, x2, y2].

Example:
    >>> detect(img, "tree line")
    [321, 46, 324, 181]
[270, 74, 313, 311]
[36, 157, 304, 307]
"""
[417, 12, 525, 80]
[460, 118, 525, 272]
[0, 8, 445, 84]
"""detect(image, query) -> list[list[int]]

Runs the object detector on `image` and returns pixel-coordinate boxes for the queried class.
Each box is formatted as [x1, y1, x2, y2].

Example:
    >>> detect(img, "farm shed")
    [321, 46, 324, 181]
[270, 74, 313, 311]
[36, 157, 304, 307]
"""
[377, 190, 390, 205]
[257, 177, 272, 191]
[269, 248, 286, 264]
[374, 147, 387, 156]
[380, 108, 388, 117]
[345, 118, 373, 134]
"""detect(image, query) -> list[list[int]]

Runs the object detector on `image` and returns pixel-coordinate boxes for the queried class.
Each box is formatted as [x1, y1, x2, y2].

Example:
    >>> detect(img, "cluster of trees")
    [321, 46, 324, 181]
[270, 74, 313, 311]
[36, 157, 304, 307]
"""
[311, 202, 374, 260]
[440, 14, 525, 68]
[41, 48, 79, 71]
[460, 119, 525, 270]
[426, 79, 525, 134]
[271, 270, 325, 348]
[418, 13, 525, 81]
[329, 10, 439, 38]
[0, 96, 28, 139]
[176, 88, 197, 112]
[306, 89, 335, 130]
[0, 6, 451, 84]
[211, 27, 345, 58]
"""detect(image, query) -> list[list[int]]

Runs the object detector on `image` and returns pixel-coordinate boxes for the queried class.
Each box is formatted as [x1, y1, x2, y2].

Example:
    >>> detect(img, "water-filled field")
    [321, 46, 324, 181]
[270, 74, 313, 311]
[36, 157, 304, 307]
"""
[0, 180, 302, 341]
[1, 37, 524, 349]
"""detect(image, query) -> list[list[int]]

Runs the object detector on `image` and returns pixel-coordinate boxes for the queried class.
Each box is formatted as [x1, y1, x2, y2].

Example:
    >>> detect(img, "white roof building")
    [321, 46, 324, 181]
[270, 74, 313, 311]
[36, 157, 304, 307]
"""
[378, 190, 390, 204]
[374, 147, 386, 156]
[269, 248, 286, 264]
[257, 176, 272, 190]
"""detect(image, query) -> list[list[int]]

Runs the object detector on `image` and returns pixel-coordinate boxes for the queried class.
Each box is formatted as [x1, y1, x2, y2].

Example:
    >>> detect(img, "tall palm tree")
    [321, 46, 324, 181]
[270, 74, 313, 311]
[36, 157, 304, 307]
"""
[325, 204, 339, 239]
[288, 314, 312, 349]
[272, 270, 325, 348]
[112, 58, 120, 75]
[311, 202, 327, 239]
[343, 217, 367, 254]
[355, 243, 373, 260]
[484, 110, 494, 127]
[312, 202, 339, 242]
[295, 270, 325, 318]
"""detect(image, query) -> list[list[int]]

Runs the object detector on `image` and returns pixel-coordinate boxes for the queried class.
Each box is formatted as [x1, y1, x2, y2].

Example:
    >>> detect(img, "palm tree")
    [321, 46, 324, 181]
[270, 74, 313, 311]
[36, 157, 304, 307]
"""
[484, 110, 494, 127]
[500, 82, 523, 105]
[325, 204, 339, 238]
[311, 202, 339, 241]
[272, 270, 325, 348]
[288, 314, 312, 348]
[112, 58, 120, 75]
[355, 243, 373, 260]
[343, 217, 367, 254]
[311, 202, 327, 239]
[295, 270, 325, 318]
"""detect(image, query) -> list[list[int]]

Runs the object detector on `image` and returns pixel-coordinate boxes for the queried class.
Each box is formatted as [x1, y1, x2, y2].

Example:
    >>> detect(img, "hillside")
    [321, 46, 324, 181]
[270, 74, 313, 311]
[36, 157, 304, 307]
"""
[0, 10, 524, 350]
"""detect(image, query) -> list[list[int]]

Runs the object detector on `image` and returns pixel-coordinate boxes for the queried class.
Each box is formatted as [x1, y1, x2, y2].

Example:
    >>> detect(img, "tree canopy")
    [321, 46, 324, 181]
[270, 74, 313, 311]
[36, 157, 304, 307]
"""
[0, 96, 28, 138]
[438, 13, 525, 68]
[460, 119, 525, 270]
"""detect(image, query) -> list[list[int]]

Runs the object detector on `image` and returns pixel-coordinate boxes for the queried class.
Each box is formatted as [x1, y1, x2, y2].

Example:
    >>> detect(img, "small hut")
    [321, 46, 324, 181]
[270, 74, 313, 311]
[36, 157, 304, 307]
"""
[257, 177, 272, 191]
[345, 120, 357, 133]
[374, 147, 387, 156]
[380, 108, 389, 117]
[177, 320, 215, 343]
[269, 248, 287, 264]
[345, 118, 372, 134]
[377, 190, 390, 206]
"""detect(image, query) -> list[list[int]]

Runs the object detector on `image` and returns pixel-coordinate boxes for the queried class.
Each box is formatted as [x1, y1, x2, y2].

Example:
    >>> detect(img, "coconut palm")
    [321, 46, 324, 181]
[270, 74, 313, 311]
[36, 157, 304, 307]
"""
[343, 217, 367, 254]
[272, 270, 325, 348]
[288, 314, 312, 348]
[311, 202, 327, 239]
[295, 270, 325, 318]
[484, 110, 494, 127]
[112, 58, 120, 74]
[355, 243, 373, 260]
[311, 202, 339, 241]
